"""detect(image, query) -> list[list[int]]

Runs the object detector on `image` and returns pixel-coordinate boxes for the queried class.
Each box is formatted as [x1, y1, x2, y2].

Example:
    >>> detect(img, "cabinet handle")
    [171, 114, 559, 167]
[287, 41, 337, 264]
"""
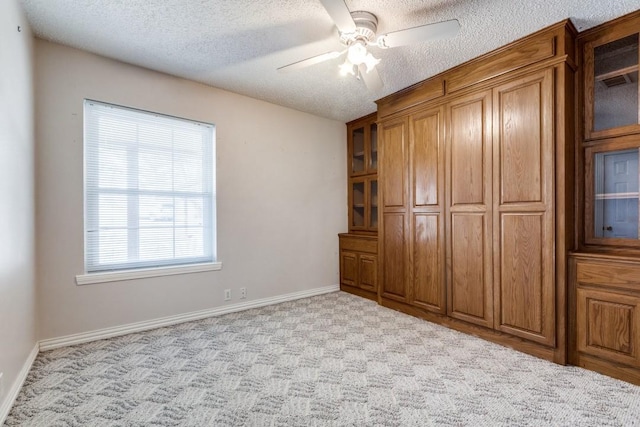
[604, 226, 613, 231]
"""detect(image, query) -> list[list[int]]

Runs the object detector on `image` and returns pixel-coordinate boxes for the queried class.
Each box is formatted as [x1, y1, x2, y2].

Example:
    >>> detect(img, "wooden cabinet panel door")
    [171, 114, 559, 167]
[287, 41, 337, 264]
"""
[446, 91, 493, 327]
[381, 119, 408, 209]
[410, 108, 445, 313]
[493, 69, 555, 346]
[499, 213, 552, 343]
[577, 288, 640, 367]
[359, 254, 378, 292]
[340, 251, 358, 287]
[413, 213, 445, 312]
[449, 213, 492, 325]
[381, 213, 408, 301]
[412, 109, 443, 207]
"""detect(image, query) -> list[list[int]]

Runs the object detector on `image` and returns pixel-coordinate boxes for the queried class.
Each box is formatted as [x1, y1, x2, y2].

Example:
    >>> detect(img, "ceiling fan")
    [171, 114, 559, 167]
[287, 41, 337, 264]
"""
[277, 0, 461, 91]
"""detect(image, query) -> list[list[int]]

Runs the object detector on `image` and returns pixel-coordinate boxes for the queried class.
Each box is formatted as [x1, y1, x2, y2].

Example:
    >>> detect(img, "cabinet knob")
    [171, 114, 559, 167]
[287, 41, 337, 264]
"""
[605, 226, 613, 231]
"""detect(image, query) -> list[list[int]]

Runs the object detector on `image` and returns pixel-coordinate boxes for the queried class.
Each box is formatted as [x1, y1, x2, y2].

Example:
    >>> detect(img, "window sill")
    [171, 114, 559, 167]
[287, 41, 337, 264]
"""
[76, 262, 222, 286]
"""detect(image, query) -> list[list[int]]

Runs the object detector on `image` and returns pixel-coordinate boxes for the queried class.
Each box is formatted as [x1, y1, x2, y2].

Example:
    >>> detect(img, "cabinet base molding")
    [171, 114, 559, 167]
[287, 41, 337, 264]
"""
[574, 354, 640, 386]
[380, 297, 566, 364]
[340, 283, 377, 302]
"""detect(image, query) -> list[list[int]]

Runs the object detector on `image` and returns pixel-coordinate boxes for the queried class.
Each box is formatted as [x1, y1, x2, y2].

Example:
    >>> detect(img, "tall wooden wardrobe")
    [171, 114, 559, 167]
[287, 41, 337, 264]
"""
[376, 21, 576, 363]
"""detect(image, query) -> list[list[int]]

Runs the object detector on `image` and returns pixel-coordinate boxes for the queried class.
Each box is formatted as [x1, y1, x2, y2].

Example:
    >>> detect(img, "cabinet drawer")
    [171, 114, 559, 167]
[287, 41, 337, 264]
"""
[339, 235, 377, 253]
[576, 259, 640, 292]
[577, 287, 640, 367]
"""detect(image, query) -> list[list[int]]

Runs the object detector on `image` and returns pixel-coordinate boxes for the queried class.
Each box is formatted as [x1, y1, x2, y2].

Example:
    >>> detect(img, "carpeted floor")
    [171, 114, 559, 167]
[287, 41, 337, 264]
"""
[5, 291, 640, 426]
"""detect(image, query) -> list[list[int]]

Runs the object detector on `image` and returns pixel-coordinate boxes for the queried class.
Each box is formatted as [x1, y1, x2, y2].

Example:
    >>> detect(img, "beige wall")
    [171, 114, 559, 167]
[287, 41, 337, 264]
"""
[0, 0, 37, 411]
[35, 39, 347, 340]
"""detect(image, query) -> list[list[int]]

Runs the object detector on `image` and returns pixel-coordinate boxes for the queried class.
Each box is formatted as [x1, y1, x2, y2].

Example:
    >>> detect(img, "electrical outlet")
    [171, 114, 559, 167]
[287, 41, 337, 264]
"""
[224, 289, 231, 301]
[240, 287, 247, 299]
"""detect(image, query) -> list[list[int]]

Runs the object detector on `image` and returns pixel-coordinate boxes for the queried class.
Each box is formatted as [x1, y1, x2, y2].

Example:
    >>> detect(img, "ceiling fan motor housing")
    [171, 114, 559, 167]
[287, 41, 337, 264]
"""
[340, 11, 378, 46]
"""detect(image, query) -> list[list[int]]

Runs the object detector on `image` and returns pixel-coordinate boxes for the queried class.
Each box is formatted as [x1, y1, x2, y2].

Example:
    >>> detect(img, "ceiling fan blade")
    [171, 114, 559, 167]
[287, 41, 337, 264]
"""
[378, 19, 460, 48]
[278, 50, 344, 73]
[358, 64, 383, 92]
[319, 0, 356, 33]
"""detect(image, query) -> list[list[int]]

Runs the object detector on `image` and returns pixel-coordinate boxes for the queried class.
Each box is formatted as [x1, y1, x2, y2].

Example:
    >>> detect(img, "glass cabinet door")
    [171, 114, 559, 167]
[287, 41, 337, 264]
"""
[351, 180, 366, 228]
[369, 179, 378, 229]
[586, 144, 640, 246]
[349, 177, 378, 231]
[586, 30, 640, 139]
[351, 126, 366, 175]
[593, 148, 639, 239]
[346, 113, 378, 233]
[370, 123, 378, 172]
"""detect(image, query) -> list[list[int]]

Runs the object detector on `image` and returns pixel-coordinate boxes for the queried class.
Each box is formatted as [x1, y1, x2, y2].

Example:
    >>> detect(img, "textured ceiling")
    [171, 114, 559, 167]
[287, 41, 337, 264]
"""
[18, 0, 640, 122]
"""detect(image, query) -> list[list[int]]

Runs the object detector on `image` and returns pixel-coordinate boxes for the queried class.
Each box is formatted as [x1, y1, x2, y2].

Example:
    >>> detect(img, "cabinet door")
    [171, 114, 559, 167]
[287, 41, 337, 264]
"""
[379, 117, 409, 302]
[359, 254, 378, 292]
[583, 20, 640, 140]
[577, 288, 640, 367]
[410, 108, 446, 313]
[349, 177, 368, 231]
[493, 68, 555, 346]
[369, 121, 378, 173]
[349, 123, 367, 176]
[381, 213, 408, 301]
[446, 90, 494, 327]
[380, 118, 408, 209]
[340, 251, 358, 287]
[369, 178, 378, 230]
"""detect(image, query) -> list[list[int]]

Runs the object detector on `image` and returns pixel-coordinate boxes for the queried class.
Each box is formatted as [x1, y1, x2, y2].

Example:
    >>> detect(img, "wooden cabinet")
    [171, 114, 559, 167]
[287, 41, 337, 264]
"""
[376, 20, 576, 363]
[341, 113, 379, 301]
[339, 234, 377, 300]
[570, 255, 640, 384]
[378, 108, 446, 312]
[572, 10, 640, 384]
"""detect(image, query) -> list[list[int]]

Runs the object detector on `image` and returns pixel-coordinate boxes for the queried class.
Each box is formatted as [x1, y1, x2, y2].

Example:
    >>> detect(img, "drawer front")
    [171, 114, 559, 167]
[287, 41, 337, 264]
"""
[339, 235, 377, 253]
[577, 287, 640, 367]
[577, 260, 640, 292]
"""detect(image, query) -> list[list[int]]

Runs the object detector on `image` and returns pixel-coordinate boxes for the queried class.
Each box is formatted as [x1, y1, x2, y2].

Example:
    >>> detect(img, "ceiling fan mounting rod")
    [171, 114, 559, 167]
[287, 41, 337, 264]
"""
[339, 10, 378, 46]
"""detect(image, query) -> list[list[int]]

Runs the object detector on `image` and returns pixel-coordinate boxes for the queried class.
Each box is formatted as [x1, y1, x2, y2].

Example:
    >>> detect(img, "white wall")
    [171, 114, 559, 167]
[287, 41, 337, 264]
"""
[35, 40, 347, 340]
[0, 0, 37, 413]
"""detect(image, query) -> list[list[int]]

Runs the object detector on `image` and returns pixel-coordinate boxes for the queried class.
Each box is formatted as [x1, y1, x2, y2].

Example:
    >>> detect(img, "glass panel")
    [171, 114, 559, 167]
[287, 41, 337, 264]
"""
[370, 123, 378, 171]
[352, 127, 365, 173]
[594, 148, 639, 239]
[352, 181, 365, 227]
[593, 34, 639, 132]
[98, 229, 128, 265]
[370, 179, 378, 229]
[139, 196, 174, 226]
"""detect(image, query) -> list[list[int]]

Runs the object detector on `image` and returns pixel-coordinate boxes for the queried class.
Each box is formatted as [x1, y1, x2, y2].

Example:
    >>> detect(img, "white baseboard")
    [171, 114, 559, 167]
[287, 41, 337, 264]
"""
[0, 343, 39, 425]
[39, 284, 339, 351]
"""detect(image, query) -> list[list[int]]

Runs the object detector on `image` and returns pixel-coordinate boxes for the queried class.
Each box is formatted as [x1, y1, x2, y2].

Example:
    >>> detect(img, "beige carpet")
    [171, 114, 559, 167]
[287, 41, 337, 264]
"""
[5, 291, 640, 426]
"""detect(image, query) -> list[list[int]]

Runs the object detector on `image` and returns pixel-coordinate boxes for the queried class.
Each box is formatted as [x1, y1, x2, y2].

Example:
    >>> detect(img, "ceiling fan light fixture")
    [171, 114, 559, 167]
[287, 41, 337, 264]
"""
[339, 60, 356, 76]
[278, 1, 460, 92]
[363, 53, 380, 73]
[346, 41, 368, 65]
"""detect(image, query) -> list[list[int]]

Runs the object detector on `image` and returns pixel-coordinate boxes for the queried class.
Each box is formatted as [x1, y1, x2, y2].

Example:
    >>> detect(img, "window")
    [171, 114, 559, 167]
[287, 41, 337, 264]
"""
[83, 100, 216, 274]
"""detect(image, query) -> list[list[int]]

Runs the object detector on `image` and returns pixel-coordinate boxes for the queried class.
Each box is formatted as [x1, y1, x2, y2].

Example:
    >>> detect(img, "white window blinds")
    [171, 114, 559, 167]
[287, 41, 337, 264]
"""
[84, 100, 216, 273]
